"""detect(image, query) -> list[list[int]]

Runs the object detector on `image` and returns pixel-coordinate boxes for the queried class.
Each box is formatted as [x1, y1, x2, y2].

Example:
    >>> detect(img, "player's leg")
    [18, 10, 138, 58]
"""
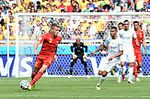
[31, 58, 42, 79]
[137, 52, 143, 78]
[128, 62, 134, 83]
[135, 53, 142, 81]
[69, 58, 78, 76]
[128, 49, 136, 83]
[80, 57, 88, 77]
[118, 53, 126, 83]
[118, 61, 125, 83]
[28, 57, 54, 90]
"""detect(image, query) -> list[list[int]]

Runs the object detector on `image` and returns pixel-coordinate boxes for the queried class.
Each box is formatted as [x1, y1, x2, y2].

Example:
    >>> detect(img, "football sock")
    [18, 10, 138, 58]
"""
[30, 71, 44, 86]
[98, 76, 106, 86]
[134, 65, 138, 78]
[31, 72, 35, 80]
[118, 67, 123, 78]
[137, 66, 141, 71]
[128, 67, 133, 81]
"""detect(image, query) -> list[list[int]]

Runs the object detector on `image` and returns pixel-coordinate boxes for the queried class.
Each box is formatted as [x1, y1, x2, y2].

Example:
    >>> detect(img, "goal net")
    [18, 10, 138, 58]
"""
[15, 13, 150, 77]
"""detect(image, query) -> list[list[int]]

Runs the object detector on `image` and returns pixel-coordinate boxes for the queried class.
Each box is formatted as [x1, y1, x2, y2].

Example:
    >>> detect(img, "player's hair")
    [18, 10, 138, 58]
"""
[124, 20, 129, 23]
[111, 26, 118, 31]
[133, 21, 139, 25]
[51, 23, 60, 29]
[118, 22, 124, 26]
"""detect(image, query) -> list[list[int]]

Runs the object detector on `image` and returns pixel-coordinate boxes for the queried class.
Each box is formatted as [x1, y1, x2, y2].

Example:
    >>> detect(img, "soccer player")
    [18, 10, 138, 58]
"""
[68, 38, 89, 78]
[133, 21, 147, 81]
[90, 27, 123, 90]
[117, 22, 126, 82]
[21, 23, 62, 90]
[118, 20, 139, 83]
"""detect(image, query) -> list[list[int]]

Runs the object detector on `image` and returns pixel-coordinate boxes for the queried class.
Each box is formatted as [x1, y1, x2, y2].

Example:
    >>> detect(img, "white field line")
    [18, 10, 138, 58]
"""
[0, 95, 150, 98]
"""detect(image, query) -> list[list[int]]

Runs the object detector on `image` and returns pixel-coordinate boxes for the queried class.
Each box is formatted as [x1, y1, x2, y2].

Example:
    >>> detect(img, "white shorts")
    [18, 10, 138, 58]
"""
[121, 46, 135, 62]
[98, 56, 120, 72]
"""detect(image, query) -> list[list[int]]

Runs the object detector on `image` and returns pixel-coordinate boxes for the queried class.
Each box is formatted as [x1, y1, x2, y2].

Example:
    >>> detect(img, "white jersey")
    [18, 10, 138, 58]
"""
[118, 29, 137, 47]
[118, 29, 136, 62]
[104, 37, 123, 58]
[99, 37, 123, 72]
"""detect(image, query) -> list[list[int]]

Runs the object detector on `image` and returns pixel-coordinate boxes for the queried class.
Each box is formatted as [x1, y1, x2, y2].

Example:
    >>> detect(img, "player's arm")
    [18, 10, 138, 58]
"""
[106, 46, 109, 54]
[133, 30, 139, 46]
[90, 44, 106, 55]
[109, 51, 123, 61]
[142, 40, 147, 54]
[54, 36, 62, 62]
[71, 43, 77, 59]
[34, 40, 42, 54]
[83, 43, 88, 59]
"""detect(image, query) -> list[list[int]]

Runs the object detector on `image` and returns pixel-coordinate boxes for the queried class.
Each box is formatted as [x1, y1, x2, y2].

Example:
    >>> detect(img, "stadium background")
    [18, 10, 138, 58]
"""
[0, 0, 150, 77]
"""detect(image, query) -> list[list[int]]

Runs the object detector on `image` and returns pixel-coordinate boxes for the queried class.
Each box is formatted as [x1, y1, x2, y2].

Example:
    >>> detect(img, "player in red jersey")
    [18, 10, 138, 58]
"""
[21, 23, 62, 90]
[133, 21, 147, 81]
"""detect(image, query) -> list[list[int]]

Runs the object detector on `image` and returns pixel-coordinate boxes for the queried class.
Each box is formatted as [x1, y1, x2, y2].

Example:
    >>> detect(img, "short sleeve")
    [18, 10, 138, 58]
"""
[117, 30, 122, 38]
[119, 40, 124, 51]
[133, 30, 137, 39]
[38, 35, 46, 42]
[104, 38, 110, 47]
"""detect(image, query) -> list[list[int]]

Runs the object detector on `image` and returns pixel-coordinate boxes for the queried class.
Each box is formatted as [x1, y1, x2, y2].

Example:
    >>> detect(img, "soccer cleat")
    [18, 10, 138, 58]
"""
[135, 78, 140, 82]
[117, 77, 121, 83]
[96, 85, 101, 90]
[86, 75, 90, 78]
[31, 84, 35, 90]
[110, 69, 115, 75]
[21, 84, 32, 91]
[128, 80, 134, 84]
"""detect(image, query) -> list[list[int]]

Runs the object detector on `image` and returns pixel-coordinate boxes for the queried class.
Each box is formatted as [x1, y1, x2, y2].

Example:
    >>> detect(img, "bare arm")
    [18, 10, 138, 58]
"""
[109, 51, 123, 61]
[90, 44, 106, 55]
[34, 40, 42, 54]
[142, 40, 147, 54]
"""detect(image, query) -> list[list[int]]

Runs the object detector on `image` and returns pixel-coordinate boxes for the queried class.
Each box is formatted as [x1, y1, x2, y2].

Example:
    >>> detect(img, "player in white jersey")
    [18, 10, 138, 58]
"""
[117, 20, 139, 84]
[90, 27, 123, 90]
[117, 22, 126, 82]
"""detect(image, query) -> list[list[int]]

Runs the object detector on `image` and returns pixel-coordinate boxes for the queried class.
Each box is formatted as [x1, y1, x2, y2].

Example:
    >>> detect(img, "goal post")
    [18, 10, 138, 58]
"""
[15, 12, 150, 77]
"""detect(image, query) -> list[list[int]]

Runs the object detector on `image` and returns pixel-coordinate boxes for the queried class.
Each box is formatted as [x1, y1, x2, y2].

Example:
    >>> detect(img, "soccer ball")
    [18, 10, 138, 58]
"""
[20, 80, 29, 89]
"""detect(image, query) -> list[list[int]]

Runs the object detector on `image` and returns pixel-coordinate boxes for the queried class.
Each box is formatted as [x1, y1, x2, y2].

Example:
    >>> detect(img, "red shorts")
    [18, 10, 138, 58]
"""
[134, 51, 142, 63]
[34, 55, 54, 69]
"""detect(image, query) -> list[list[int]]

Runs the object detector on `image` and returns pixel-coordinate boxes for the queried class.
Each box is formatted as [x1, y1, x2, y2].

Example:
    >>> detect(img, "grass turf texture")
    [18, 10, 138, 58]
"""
[0, 77, 150, 99]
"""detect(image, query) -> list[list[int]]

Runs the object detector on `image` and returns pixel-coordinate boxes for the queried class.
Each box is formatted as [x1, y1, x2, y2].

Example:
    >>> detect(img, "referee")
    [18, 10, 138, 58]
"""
[68, 38, 89, 78]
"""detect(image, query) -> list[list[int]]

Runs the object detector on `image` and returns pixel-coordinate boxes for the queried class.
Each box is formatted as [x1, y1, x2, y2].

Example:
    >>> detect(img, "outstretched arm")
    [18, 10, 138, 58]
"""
[90, 44, 106, 55]
[34, 41, 42, 54]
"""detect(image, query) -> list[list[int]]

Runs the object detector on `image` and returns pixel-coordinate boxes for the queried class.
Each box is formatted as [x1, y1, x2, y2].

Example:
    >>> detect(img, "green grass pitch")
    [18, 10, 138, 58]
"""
[0, 77, 150, 99]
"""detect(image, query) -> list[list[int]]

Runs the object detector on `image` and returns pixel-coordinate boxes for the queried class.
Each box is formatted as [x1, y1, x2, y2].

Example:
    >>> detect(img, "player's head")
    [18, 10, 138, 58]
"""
[76, 38, 80, 45]
[118, 22, 124, 30]
[133, 21, 140, 31]
[124, 20, 130, 30]
[51, 23, 60, 38]
[110, 26, 118, 39]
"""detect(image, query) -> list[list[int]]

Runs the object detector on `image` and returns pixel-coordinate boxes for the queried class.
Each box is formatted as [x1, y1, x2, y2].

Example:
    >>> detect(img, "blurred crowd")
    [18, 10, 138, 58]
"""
[0, 0, 150, 42]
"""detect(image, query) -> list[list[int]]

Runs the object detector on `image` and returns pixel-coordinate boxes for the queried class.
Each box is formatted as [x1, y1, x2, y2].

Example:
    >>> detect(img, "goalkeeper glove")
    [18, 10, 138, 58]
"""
[83, 52, 87, 59]
[72, 52, 77, 59]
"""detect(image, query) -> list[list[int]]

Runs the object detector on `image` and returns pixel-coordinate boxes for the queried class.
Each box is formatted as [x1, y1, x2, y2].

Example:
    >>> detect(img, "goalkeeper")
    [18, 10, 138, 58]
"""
[69, 38, 89, 78]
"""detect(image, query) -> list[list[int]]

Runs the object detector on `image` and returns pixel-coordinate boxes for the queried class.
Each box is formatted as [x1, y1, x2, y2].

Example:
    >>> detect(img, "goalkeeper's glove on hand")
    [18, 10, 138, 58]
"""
[72, 52, 77, 59]
[83, 52, 87, 59]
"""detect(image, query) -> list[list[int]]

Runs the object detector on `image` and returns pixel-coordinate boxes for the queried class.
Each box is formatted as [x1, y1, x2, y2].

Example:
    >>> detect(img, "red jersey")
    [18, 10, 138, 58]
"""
[132, 29, 144, 50]
[38, 33, 62, 58]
